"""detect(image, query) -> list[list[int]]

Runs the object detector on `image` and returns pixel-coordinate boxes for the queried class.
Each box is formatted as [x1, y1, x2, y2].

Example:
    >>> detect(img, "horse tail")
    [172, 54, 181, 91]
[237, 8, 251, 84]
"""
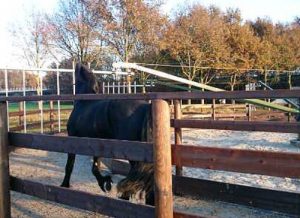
[141, 106, 152, 142]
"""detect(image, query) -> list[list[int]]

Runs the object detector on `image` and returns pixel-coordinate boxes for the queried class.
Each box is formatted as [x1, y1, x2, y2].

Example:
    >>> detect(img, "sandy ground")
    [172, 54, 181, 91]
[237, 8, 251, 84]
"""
[9, 129, 300, 218]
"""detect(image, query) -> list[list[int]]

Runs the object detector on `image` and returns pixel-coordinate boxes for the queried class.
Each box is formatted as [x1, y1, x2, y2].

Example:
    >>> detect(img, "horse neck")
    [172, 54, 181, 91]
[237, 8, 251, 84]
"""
[74, 89, 102, 106]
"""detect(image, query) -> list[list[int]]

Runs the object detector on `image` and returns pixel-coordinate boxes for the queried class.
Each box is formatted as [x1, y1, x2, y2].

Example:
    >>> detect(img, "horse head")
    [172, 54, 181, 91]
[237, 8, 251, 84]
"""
[75, 63, 100, 94]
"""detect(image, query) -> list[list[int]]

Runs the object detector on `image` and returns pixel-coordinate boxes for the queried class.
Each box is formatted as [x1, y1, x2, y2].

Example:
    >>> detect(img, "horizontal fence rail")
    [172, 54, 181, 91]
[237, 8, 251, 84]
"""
[9, 120, 68, 132]
[172, 144, 300, 178]
[172, 120, 300, 133]
[9, 108, 71, 117]
[1, 90, 300, 102]
[9, 133, 153, 162]
[10, 176, 155, 218]
[95, 160, 300, 215]
[9, 133, 300, 179]
[173, 176, 300, 215]
[10, 177, 201, 218]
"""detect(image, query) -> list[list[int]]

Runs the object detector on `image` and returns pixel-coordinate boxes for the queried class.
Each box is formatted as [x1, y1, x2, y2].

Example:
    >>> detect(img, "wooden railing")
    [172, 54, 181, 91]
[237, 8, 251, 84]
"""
[9, 133, 153, 162]
[170, 91, 300, 216]
[1, 98, 199, 218]
[172, 119, 300, 133]
[0, 90, 300, 217]
[8, 100, 71, 133]
[0, 89, 299, 102]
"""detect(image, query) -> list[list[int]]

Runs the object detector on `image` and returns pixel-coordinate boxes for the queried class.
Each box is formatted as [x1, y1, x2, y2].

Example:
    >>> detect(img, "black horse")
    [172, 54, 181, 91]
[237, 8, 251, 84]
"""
[61, 63, 154, 205]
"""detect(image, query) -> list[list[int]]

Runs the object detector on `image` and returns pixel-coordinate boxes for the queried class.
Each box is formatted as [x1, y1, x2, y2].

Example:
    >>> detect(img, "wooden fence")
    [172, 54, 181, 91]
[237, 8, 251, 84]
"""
[8, 101, 294, 134]
[179, 103, 287, 121]
[8, 103, 70, 132]
[8, 104, 292, 134]
[171, 97, 300, 216]
[10, 102, 250, 133]
[0, 89, 300, 217]
[180, 103, 248, 120]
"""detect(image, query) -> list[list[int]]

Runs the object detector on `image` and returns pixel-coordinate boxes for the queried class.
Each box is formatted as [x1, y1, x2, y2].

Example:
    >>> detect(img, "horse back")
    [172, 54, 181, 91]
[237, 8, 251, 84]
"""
[67, 100, 151, 141]
[107, 100, 151, 141]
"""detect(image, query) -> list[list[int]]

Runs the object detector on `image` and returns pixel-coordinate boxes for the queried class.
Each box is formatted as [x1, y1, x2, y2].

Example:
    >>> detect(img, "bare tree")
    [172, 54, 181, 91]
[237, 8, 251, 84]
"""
[46, 0, 108, 66]
[10, 11, 51, 109]
[11, 11, 50, 68]
[89, 0, 166, 91]
[98, 0, 166, 62]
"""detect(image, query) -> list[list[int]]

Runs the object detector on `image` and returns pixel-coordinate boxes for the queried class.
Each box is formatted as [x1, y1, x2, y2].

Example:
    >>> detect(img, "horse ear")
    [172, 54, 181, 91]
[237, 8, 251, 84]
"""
[75, 63, 92, 82]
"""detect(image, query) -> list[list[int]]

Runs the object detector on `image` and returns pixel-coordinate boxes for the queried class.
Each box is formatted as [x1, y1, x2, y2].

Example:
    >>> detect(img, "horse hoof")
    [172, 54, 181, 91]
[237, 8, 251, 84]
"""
[119, 195, 130, 201]
[99, 176, 112, 192]
[105, 180, 112, 191]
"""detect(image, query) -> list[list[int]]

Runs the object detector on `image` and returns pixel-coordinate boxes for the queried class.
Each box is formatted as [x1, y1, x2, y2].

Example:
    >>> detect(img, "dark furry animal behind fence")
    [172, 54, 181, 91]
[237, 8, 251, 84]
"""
[60, 63, 154, 205]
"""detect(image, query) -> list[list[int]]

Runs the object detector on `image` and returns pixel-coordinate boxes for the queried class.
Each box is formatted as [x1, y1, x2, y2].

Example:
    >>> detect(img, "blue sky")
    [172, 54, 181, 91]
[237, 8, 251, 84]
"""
[1, 0, 299, 67]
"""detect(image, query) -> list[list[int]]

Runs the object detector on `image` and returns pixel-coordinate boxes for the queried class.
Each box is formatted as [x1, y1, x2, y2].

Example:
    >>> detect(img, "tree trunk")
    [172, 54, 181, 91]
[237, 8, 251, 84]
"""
[125, 38, 131, 94]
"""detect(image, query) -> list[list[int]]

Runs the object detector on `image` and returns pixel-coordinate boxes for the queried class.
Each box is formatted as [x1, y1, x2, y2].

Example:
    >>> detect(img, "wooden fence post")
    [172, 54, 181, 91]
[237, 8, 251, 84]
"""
[174, 100, 183, 176]
[152, 99, 173, 218]
[212, 99, 216, 120]
[0, 102, 11, 218]
[18, 102, 23, 126]
[247, 104, 252, 121]
[49, 101, 54, 133]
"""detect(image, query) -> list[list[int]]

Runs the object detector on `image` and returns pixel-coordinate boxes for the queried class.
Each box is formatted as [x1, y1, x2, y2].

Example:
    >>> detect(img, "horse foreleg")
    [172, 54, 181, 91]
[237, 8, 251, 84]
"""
[61, 153, 76, 188]
[92, 157, 112, 192]
[145, 190, 155, 206]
